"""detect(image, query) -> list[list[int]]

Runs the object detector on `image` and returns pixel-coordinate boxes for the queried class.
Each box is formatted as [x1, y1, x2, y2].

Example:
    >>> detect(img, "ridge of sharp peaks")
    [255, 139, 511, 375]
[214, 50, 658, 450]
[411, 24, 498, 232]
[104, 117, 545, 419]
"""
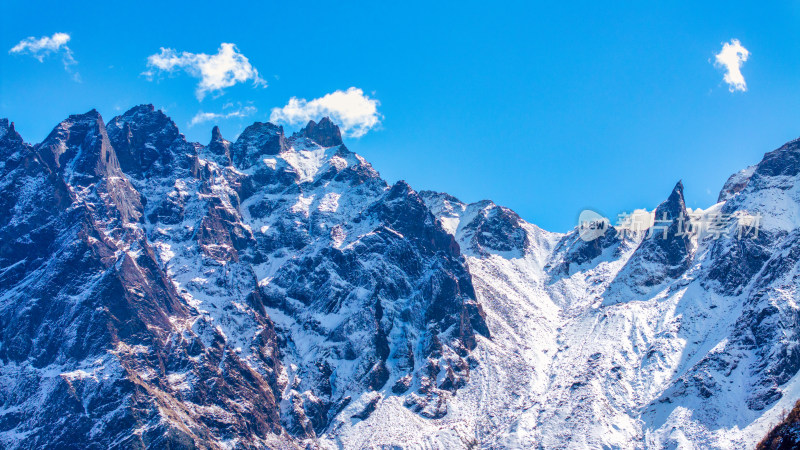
[293, 116, 343, 148]
[109, 104, 177, 132]
[0, 118, 23, 145]
[106, 104, 197, 177]
[653, 180, 687, 220]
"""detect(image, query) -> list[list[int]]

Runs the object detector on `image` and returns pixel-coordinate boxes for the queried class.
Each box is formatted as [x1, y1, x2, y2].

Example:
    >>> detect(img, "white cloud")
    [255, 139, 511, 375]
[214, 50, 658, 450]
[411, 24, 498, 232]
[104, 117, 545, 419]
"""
[145, 43, 265, 100]
[9, 32, 77, 70]
[269, 87, 381, 138]
[714, 39, 749, 92]
[189, 105, 257, 127]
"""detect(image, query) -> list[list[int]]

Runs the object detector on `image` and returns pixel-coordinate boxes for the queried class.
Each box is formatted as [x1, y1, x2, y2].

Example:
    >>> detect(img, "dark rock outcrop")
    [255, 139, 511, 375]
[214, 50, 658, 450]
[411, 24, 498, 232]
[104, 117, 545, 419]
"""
[758, 399, 800, 450]
[0, 106, 486, 448]
[295, 117, 343, 147]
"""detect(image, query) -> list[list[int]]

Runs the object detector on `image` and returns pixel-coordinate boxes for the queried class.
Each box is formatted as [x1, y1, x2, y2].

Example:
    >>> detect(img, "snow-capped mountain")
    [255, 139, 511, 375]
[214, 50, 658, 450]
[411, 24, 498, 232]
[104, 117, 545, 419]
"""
[0, 106, 798, 449]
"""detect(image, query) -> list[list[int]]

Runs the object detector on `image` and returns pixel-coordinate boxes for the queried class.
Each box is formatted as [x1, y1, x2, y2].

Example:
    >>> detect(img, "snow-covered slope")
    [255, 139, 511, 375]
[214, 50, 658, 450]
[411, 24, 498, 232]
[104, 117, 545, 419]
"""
[1, 106, 799, 449]
[0, 107, 486, 448]
[411, 147, 799, 448]
[328, 144, 800, 448]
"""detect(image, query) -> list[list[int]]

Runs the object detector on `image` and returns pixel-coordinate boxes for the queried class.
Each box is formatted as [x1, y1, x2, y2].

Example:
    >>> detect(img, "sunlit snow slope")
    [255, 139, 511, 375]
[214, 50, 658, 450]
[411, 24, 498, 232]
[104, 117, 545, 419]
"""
[1, 108, 799, 449]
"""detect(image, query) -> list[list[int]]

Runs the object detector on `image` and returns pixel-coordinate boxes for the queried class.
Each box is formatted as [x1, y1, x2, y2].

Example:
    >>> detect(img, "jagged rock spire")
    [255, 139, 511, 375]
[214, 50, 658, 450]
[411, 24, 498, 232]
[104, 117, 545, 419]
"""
[211, 125, 223, 142]
[649, 180, 693, 268]
[0, 118, 18, 140]
[205, 125, 232, 166]
[607, 180, 692, 296]
[0, 119, 24, 154]
[0, 118, 31, 180]
[297, 117, 343, 147]
[654, 180, 686, 220]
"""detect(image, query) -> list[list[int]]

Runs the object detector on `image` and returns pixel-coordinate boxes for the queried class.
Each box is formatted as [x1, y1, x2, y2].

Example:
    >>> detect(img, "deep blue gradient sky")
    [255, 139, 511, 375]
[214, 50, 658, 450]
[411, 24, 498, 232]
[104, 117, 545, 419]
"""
[3, 1, 800, 232]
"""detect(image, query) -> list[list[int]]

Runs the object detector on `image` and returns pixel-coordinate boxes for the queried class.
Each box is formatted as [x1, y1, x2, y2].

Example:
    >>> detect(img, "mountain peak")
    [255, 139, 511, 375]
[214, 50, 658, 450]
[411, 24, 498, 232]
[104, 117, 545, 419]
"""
[296, 116, 343, 147]
[105, 104, 197, 178]
[419, 190, 464, 206]
[388, 179, 414, 198]
[318, 116, 335, 127]
[34, 109, 124, 188]
[752, 136, 800, 178]
[0, 118, 26, 163]
[0, 119, 20, 142]
[66, 109, 103, 125]
[211, 125, 224, 142]
[654, 180, 687, 221]
[116, 104, 169, 126]
[205, 125, 231, 166]
[7, 103, 800, 450]
[718, 166, 755, 202]
[230, 121, 286, 168]
[131, 103, 156, 113]
[611, 179, 692, 292]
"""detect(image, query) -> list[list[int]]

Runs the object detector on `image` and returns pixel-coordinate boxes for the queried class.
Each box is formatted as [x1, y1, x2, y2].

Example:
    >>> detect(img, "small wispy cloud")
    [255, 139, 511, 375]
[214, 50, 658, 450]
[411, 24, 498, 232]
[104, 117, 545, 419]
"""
[144, 43, 265, 100]
[714, 39, 749, 92]
[189, 105, 257, 127]
[269, 87, 381, 138]
[9, 32, 78, 78]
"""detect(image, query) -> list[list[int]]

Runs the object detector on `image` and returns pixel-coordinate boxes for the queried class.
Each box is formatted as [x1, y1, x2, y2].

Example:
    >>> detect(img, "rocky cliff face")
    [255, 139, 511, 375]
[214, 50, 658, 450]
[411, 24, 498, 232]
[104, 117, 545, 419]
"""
[1, 106, 799, 449]
[409, 137, 800, 449]
[342, 136, 800, 449]
[0, 107, 486, 448]
[758, 399, 800, 450]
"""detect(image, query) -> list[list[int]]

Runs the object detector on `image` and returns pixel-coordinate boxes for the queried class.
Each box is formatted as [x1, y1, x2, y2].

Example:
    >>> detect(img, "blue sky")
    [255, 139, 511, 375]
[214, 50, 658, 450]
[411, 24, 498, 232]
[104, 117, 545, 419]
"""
[3, 1, 800, 232]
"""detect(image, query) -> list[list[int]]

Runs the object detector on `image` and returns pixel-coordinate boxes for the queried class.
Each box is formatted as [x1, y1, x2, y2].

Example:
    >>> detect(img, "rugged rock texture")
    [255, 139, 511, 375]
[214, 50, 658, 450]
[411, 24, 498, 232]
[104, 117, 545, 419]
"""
[605, 180, 693, 299]
[294, 117, 343, 148]
[0, 108, 486, 449]
[205, 126, 232, 167]
[401, 137, 800, 449]
[2, 106, 800, 449]
[758, 399, 800, 450]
